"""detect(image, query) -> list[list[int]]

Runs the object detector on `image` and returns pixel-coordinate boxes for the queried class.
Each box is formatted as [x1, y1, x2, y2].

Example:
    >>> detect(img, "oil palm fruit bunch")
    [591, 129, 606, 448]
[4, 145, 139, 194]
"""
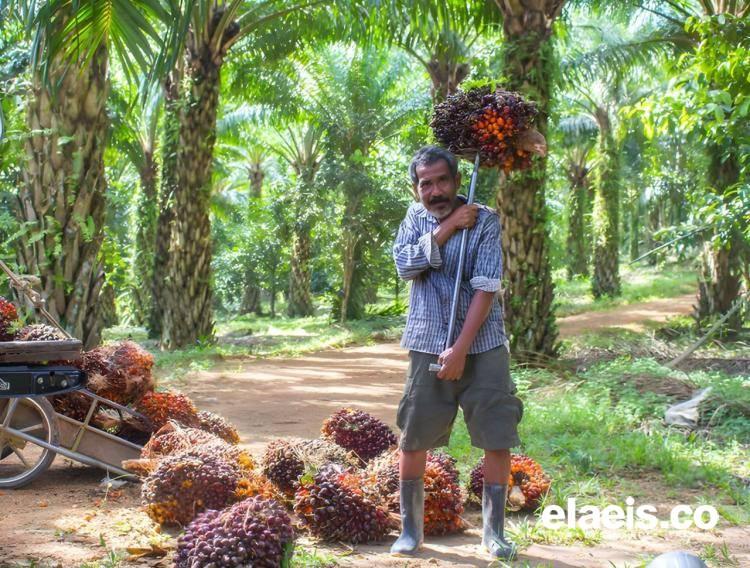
[235, 470, 283, 502]
[469, 454, 551, 511]
[423, 461, 466, 536]
[427, 451, 460, 485]
[135, 391, 200, 431]
[262, 438, 356, 497]
[79, 341, 155, 406]
[50, 391, 94, 422]
[321, 408, 397, 463]
[142, 447, 241, 526]
[431, 85, 546, 172]
[141, 421, 221, 460]
[0, 297, 19, 341]
[196, 410, 240, 444]
[16, 323, 67, 341]
[261, 439, 306, 497]
[175, 497, 294, 568]
[294, 464, 396, 544]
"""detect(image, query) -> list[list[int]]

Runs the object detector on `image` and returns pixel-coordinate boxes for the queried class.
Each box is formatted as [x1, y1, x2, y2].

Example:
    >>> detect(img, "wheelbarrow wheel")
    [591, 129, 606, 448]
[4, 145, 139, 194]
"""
[0, 397, 58, 488]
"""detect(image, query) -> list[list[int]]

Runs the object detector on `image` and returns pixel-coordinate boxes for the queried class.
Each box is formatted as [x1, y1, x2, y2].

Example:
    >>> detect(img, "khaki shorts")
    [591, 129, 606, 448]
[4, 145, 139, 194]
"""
[396, 346, 523, 451]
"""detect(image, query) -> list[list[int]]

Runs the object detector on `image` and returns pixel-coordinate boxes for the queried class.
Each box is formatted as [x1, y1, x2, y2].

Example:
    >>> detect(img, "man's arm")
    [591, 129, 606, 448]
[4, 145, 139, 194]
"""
[392, 205, 478, 280]
[437, 212, 503, 380]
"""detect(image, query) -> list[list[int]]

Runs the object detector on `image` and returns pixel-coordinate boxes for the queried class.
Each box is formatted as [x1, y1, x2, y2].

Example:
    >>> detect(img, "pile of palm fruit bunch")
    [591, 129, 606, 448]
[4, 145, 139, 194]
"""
[430, 84, 545, 172]
[362, 449, 465, 536]
[468, 454, 551, 511]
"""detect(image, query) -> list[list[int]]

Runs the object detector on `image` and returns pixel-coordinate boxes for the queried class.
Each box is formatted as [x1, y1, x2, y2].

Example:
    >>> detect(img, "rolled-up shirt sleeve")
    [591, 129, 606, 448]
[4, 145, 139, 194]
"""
[393, 212, 442, 281]
[470, 213, 502, 293]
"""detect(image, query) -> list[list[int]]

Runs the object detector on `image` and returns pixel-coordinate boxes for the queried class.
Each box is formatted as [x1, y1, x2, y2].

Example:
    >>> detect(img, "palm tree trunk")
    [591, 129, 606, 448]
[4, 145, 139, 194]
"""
[494, 0, 564, 358]
[150, 71, 181, 339]
[133, 149, 157, 326]
[697, 147, 743, 332]
[591, 116, 621, 298]
[288, 224, 314, 317]
[566, 162, 589, 278]
[161, 53, 220, 348]
[339, 181, 366, 323]
[16, 47, 109, 349]
[427, 59, 470, 103]
[628, 185, 640, 262]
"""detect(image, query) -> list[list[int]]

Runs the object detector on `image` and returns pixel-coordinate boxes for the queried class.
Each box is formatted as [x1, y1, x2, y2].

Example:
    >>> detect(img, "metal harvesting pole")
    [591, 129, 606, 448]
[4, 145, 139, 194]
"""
[429, 152, 481, 373]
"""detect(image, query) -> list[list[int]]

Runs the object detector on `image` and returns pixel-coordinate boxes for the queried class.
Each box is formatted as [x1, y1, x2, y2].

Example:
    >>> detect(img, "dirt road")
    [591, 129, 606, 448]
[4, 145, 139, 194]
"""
[4, 293, 748, 567]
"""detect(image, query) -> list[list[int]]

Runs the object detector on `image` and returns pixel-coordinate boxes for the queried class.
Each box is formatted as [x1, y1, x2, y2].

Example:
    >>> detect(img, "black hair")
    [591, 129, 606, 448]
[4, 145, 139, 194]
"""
[409, 145, 458, 184]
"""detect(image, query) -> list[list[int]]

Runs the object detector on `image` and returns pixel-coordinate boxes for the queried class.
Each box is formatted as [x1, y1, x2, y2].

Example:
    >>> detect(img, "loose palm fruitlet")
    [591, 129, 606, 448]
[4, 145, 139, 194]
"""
[469, 454, 551, 511]
[142, 447, 241, 526]
[431, 85, 545, 172]
[0, 297, 19, 341]
[294, 464, 396, 544]
[78, 341, 155, 406]
[175, 496, 294, 568]
[321, 408, 397, 463]
[135, 390, 200, 431]
[197, 410, 240, 444]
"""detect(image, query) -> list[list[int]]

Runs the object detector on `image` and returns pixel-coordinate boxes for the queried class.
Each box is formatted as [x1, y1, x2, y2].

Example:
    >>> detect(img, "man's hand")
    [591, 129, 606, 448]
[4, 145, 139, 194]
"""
[433, 204, 479, 247]
[436, 346, 468, 381]
[446, 204, 479, 231]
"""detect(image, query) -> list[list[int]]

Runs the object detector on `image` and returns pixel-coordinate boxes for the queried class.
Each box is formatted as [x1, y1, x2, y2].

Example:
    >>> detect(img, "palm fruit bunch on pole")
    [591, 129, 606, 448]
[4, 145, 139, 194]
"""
[469, 454, 551, 511]
[175, 496, 294, 568]
[321, 407, 397, 463]
[294, 464, 396, 544]
[142, 446, 243, 526]
[262, 437, 357, 498]
[431, 84, 546, 172]
[0, 297, 19, 340]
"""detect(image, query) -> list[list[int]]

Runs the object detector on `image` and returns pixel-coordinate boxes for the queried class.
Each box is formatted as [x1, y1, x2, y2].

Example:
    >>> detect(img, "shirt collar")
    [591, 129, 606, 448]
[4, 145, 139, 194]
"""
[414, 194, 468, 220]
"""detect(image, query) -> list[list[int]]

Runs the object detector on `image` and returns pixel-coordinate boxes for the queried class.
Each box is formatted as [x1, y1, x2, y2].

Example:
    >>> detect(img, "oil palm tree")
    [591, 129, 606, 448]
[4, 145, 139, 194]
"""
[13, 0, 180, 347]
[274, 124, 324, 317]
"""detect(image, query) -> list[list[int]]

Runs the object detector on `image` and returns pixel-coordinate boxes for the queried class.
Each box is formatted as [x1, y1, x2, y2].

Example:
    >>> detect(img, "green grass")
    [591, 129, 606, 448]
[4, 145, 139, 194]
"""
[554, 262, 697, 317]
[446, 357, 750, 533]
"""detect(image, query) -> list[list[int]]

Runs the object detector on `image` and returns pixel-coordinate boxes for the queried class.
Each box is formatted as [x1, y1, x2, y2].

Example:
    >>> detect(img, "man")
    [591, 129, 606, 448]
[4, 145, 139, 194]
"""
[391, 145, 523, 560]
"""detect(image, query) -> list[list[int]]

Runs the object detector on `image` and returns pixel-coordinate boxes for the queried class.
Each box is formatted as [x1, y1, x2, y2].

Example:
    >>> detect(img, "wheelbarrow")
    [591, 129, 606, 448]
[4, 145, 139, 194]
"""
[0, 339, 150, 488]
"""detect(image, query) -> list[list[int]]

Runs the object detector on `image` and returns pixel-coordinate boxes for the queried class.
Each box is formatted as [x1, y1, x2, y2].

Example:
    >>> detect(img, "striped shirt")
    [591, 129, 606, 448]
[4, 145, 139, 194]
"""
[393, 196, 508, 355]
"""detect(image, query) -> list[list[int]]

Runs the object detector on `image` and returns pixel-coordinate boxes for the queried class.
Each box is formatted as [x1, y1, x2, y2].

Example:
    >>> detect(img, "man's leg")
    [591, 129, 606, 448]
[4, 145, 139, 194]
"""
[391, 450, 427, 555]
[482, 448, 516, 560]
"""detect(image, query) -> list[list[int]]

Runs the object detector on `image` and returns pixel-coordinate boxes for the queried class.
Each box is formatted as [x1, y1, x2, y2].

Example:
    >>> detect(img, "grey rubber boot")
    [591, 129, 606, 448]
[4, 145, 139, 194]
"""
[390, 478, 424, 555]
[482, 482, 517, 560]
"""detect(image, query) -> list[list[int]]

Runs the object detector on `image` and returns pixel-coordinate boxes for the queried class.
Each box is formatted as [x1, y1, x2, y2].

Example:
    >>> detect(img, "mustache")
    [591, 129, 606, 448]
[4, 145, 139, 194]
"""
[429, 196, 450, 205]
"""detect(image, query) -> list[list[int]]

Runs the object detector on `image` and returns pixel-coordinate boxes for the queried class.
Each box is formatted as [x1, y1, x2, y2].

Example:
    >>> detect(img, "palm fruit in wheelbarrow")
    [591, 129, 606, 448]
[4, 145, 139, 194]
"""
[175, 496, 295, 568]
[142, 447, 242, 526]
[469, 454, 551, 511]
[294, 463, 396, 544]
[16, 323, 67, 341]
[321, 407, 397, 463]
[135, 390, 200, 430]
[0, 297, 20, 341]
[78, 341, 155, 406]
[261, 437, 357, 498]
[431, 84, 547, 172]
[196, 410, 240, 444]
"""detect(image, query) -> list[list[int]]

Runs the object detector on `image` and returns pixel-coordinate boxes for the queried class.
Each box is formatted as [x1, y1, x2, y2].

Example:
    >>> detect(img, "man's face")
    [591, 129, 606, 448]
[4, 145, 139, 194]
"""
[414, 159, 461, 220]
